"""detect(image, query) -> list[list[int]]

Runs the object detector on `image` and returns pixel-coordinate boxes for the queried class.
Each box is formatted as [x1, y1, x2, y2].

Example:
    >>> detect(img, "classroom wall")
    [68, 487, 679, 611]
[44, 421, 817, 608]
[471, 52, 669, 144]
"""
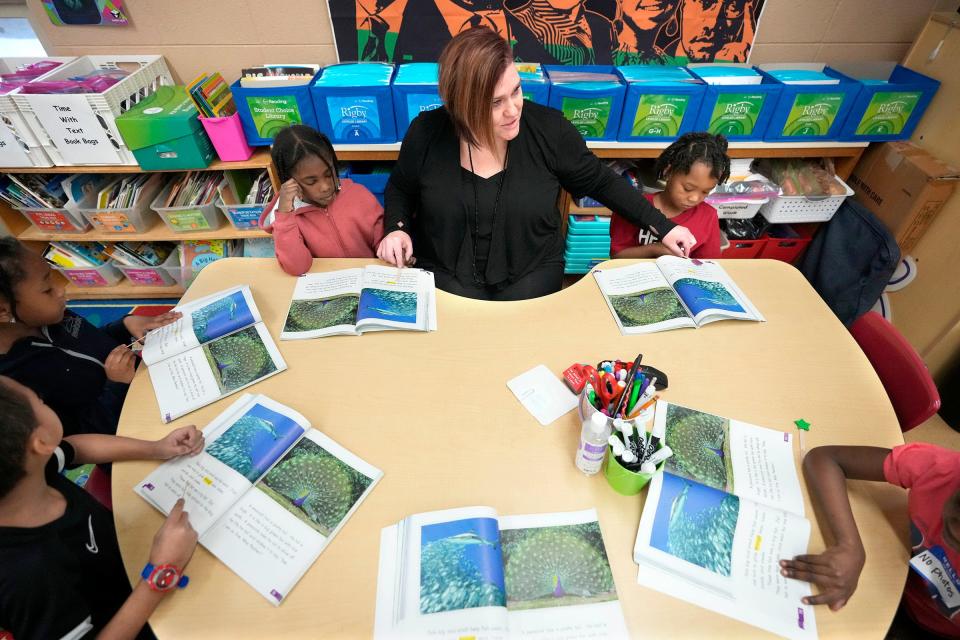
[25, 0, 951, 84]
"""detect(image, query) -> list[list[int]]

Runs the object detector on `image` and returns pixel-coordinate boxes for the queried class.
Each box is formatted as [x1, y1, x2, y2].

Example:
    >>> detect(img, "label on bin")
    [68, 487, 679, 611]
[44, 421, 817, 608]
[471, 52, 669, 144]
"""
[90, 211, 136, 233]
[782, 92, 845, 137]
[708, 93, 765, 136]
[854, 91, 921, 136]
[562, 96, 612, 138]
[26, 210, 79, 232]
[326, 96, 381, 139]
[631, 94, 690, 137]
[124, 268, 166, 286]
[30, 95, 122, 165]
[0, 122, 32, 167]
[225, 206, 262, 229]
[165, 210, 211, 231]
[65, 269, 107, 287]
[404, 94, 442, 125]
[246, 95, 302, 139]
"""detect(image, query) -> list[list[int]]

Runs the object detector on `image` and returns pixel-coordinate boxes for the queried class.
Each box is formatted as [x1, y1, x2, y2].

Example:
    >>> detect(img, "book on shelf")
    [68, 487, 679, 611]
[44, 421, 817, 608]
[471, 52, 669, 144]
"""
[280, 266, 437, 340]
[375, 507, 629, 639]
[135, 393, 382, 605]
[43, 241, 110, 268]
[186, 71, 236, 118]
[239, 64, 319, 88]
[142, 285, 286, 422]
[633, 400, 815, 640]
[593, 257, 765, 334]
[106, 241, 176, 267]
[163, 171, 223, 208]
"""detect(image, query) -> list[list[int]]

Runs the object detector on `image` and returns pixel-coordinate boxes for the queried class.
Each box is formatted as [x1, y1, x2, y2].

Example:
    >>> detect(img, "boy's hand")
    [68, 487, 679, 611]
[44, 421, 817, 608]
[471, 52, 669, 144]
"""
[153, 425, 204, 460]
[780, 544, 865, 611]
[149, 499, 198, 570]
[123, 311, 183, 341]
[104, 345, 137, 384]
[278, 178, 302, 213]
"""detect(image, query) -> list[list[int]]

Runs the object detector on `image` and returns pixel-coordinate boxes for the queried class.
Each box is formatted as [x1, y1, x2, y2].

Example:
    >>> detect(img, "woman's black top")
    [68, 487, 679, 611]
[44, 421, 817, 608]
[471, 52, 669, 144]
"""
[385, 101, 676, 287]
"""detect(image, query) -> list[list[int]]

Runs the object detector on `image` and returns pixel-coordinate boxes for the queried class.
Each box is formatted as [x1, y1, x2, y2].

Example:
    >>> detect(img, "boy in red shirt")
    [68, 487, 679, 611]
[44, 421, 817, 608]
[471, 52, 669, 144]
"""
[610, 132, 727, 260]
[782, 444, 960, 638]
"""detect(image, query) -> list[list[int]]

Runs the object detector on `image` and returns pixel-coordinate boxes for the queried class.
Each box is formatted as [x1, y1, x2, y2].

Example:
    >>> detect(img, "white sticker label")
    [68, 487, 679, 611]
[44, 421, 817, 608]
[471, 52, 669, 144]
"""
[29, 94, 121, 164]
[144, 107, 163, 115]
[910, 549, 960, 608]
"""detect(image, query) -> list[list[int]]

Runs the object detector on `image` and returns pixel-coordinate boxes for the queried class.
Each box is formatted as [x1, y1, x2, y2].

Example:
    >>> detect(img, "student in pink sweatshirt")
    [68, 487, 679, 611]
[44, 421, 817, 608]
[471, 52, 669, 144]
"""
[259, 125, 384, 275]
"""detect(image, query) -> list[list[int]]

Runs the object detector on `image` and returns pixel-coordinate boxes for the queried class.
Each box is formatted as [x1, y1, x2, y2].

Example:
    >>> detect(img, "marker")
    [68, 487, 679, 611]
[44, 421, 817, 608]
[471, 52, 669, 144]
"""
[608, 435, 626, 456]
[621, 449, 637, 464]
[636, 376, 658, 406]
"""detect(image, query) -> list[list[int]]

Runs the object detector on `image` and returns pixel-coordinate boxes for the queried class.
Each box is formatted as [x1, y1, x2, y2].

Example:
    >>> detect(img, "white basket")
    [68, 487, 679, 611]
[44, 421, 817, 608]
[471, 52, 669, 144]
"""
[78, 175, 164, 233]
[58, 261, 123, 287]
[711, 197, 769, 220]
[152, 185, 223, 233]
[115, 247, 184, 287]
[759, 177, 853, 223]
[0, 57, 75, 168]
[12, 55, 173, 166]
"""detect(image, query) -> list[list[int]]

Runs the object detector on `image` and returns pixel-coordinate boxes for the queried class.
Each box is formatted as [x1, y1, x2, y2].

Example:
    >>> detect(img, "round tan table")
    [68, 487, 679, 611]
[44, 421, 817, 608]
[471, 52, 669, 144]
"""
[113, 257, 908, 639]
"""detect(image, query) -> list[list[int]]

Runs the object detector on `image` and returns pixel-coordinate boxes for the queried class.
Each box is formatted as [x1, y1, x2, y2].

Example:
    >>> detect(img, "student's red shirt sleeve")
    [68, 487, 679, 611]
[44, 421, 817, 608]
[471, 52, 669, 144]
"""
[883, 443, 948, 488]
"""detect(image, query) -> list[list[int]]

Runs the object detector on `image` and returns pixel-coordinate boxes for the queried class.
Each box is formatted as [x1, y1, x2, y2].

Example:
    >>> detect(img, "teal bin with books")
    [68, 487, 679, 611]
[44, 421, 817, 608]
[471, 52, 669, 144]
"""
[616, 66, 704, 142]
[757, 63, 859, 142]
[545, 65, 625, 141]
[392, 63, 442, 139]
[311, 63, 397, 144]
[115, 85, 215, 170]
[516, 63, 549, 105]
[232, 71, 321, 146]
[832, 62, 940, 142]
[687, 64, 780, 141]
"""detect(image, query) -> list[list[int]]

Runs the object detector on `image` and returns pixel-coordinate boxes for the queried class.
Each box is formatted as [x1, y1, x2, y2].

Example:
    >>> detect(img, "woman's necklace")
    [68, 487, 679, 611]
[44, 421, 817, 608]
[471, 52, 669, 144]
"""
[467, 143, 509, 285]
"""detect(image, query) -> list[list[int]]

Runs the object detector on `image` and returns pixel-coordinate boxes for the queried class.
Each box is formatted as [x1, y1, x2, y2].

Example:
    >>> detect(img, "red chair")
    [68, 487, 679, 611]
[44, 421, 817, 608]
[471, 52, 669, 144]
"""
[850, 311, 941, 432]
[84, 465, 113, 511]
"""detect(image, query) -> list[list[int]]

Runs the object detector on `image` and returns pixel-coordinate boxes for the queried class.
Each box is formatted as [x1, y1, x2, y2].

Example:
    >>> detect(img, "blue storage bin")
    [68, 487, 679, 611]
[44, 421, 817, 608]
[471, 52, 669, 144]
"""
[545, 66, 625, 141]
[832, 62, 940, 142]
[345, 161, 392, 193]
[686, 64, 780, 141]
[311, 63, 397, 144]
[516, 63, 549, 105]
[568, 214, 611, 234]
[757, 64, 859, 142]
[392, 63, 442, 139]
[615, 66, 704, 141]
[567, 236, 612, 248]
[231, 73, 321, 146]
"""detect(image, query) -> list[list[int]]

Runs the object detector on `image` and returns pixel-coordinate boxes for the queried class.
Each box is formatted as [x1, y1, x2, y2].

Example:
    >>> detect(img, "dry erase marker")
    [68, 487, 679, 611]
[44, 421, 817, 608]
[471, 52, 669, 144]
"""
[608, 435, 626, 457]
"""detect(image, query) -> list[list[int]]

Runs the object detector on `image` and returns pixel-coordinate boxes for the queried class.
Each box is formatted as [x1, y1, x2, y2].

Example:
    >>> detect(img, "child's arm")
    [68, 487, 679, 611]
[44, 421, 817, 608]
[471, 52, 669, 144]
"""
[65, 425, 204, 464]
[96, 499, 198, 640]
[612, 244, 673, 259]
[780, 445, 889, 610]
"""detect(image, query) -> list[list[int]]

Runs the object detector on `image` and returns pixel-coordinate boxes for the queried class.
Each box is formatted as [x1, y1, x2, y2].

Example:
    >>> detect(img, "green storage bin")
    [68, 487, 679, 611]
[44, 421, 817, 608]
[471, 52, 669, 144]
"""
[116, 85, 215, 170]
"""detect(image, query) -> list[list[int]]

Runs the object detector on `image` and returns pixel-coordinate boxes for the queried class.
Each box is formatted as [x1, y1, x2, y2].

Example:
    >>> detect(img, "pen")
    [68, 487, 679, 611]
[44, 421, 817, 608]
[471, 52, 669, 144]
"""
[612, 353, 644, 418]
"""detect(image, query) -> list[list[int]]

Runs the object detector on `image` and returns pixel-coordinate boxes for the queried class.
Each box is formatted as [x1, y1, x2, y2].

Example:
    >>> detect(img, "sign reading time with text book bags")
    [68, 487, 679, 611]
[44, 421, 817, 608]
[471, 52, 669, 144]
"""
[633, 401, 816, 639]
[142, 285, 287, 422]
[136, 394, 382, 605]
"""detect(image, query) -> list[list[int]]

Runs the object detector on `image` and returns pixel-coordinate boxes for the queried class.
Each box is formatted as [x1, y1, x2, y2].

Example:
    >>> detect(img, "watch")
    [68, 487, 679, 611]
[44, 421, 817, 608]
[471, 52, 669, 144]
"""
[141, 562, 189, 592]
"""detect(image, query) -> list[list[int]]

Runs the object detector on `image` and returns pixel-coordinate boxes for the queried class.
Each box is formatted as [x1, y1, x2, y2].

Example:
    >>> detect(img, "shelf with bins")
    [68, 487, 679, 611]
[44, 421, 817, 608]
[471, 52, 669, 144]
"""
[0, 149, 278, 300]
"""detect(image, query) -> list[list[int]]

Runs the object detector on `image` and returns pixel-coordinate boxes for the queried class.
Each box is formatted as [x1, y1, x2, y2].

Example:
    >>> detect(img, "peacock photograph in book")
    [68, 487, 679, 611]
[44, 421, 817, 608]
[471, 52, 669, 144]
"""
[672, 278, 744, 317]
[257, 438, 374, 536]
[358, 288, 417, 324]
[283, 293, 359, 332]
[609, 287, 688, 327]
[664, 403, 734, 492]
[202, 326, 278, 393]
[650, 473, 740, 577]
[192, 290, 256, 343]
[419, 518, 506, 615]
[206, 403, 304, 482]
[500, 522, 617, 610]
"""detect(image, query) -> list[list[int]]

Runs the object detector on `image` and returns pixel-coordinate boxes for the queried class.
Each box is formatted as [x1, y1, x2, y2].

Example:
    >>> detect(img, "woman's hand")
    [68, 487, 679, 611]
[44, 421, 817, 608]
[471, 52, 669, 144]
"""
[779, 544, 866, 611]
[124, 311, 182, 340]
[377, 230, 414, 267]
[152, 425, 205, 460]
[661, 226, 697, 258]
[104, 344, 137, 384]
[278, 178, 302, 213]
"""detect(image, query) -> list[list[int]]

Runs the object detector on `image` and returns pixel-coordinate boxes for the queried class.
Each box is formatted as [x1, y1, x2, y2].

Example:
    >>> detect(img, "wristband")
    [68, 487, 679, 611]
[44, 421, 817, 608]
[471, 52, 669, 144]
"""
[141, 562, 189, 592]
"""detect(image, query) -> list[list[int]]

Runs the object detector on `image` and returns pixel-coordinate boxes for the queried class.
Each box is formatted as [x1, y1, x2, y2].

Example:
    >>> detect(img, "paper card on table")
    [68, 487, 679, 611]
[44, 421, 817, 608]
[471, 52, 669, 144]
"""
[506, 365, 578, 426]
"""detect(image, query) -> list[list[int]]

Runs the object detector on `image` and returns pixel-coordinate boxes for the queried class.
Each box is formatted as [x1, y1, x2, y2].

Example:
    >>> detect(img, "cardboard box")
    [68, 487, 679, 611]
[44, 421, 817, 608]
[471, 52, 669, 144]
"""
[849, 141, 960, 252]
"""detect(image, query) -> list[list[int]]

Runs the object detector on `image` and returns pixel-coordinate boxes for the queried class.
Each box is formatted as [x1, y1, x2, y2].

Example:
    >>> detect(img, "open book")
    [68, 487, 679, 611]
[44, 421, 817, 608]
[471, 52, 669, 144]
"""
[593, 257, 764, 334]
[375, 507, 628, 639]
[142, 286, 287, 422]
[633, 401, 816, 639]
[135, 394, 382, 605]
[280, 266, 437, 340]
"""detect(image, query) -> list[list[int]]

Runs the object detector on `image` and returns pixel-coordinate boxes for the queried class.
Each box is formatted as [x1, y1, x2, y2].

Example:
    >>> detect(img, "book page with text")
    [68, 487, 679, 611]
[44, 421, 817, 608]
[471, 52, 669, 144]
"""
[592, 262, 695, 334]
[655, 256, 764, 326]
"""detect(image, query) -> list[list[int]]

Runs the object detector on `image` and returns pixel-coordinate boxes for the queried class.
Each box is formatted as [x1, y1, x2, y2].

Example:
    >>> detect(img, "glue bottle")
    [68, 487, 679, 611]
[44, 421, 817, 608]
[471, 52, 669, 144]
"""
[576, 412, 611, 476]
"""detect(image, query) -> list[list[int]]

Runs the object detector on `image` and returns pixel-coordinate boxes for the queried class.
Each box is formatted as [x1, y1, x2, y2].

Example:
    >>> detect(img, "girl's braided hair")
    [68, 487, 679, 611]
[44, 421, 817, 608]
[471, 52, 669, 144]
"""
[655, 132, 731, 184]
[270, 124, 341, 189]
[0, 237, 27, 316]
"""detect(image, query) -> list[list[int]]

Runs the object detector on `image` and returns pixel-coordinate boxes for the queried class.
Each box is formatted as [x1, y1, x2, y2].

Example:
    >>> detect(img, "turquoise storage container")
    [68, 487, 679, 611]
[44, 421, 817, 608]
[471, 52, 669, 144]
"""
[545, 66, 625, 141]
[516, 63, 549, 105]
[832, 62, 940, 142]
[392, 63, 442, 139]
[757, 64, 859, 142]
[567, 214, 611, 235]
[616, 66, 704, 141]
[232, 72, 321, 146]
[311, 63, 396, 144]
[687, 64, 781, 141]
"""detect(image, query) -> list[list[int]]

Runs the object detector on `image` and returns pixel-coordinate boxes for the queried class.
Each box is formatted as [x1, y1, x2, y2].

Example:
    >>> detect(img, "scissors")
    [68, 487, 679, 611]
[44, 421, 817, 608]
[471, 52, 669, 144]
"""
[585, 366, 618, 411]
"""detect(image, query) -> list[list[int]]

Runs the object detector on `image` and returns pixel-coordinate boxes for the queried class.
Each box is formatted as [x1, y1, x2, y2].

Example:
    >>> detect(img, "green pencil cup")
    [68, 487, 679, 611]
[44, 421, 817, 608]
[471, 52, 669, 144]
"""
[603, 445, 664, 496]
